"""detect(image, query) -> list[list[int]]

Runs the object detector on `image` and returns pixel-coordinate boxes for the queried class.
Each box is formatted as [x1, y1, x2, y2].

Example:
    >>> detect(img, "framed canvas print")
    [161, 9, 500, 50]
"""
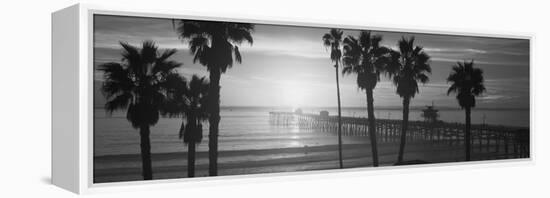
[52, 4, 533, 194]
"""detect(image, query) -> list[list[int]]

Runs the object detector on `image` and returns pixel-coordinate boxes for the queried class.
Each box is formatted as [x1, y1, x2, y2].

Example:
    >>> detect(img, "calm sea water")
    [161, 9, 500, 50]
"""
[94, 107, 529, 156]
[296, 107, 529, 127]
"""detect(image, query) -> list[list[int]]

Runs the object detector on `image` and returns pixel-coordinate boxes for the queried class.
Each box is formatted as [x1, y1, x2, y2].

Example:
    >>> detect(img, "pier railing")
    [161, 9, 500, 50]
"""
[269, 112, 529, 159]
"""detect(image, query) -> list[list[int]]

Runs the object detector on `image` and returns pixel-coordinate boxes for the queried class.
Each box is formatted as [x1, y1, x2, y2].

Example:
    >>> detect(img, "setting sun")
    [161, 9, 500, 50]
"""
[282, 83, 305, 109]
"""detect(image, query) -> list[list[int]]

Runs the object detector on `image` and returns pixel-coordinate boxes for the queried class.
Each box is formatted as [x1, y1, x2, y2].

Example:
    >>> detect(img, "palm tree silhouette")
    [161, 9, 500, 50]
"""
[447, 60, 486, 161]
[163, 75, 209, 177]
[386, 37, 431, 164]
[342, 31, 393, 167]
[322, 28, 344, 168]
[99, 41, 182, 180]
[175, 20, 254, 176]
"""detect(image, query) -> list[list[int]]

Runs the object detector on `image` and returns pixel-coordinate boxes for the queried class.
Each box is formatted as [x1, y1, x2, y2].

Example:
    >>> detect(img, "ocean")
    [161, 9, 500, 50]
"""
[94, 106, 529, 157]
[93, 106, 529, 181]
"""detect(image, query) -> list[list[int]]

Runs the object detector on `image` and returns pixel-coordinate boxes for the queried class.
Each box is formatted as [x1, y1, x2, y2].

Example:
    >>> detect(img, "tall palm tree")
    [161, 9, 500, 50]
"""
[99, 41, 182, 180]
[386, 37, 431, 164]
[163, 75, 209, 177]
[447, 60, 486, 161]
[342, 31, 393, 167]
[322, 28, 344, 168]
[175, 20, 254, 176]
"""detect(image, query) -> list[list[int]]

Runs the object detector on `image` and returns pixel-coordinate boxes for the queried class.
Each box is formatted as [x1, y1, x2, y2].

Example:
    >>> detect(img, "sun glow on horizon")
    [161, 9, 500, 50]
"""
[282, 83, 305, 111]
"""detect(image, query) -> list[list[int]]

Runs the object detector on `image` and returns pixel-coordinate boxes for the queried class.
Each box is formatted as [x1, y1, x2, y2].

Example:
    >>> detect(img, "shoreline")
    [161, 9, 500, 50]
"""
[94, 140, 521, 183]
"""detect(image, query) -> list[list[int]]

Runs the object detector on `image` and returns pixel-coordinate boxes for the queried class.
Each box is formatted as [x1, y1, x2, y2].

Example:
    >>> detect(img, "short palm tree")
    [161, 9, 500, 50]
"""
[99, 41, 182, 180]
[322, 28, 344, 168]
[342, 31, 393, 167]
[175, 20, 254, 176]
[163, 75, 209, 177]
[386, 37, 431, 164]
[447, 60, 486, 161]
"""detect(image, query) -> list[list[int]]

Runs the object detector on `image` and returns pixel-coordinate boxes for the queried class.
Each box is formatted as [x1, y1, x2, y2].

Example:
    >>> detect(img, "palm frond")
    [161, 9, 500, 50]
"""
[175, 20, 253, 73]
[98, 62, 133, 98]
[157, 48, 178, 63]
[446, 60, 486, 108]
[100, 41, 184, 128]
[140, 40, 159, 64]
[228, 23, 254, 44]
[341, 32, 395, 91]
[341, 65, 353, 75]
[160, 73, 188, 117]
[234, 46, 242, 63]
[342, 36, 360, 67]
[177, 21, 203, 39]
[178, 121, 186, 139]
[359, 31, 372, 49]
[323, 29, 343, 63]
[104, 92, 132, 114]
[119, 42, 141, 72]
[153, 60, 182, 75]
[447, 84, 458, 95]
[330, 28, 343, 41]
[417, 73, 429, 84]
[392, 36, 431, 98]
[385, 50, 401, 78]
[322, 33, 332, 47]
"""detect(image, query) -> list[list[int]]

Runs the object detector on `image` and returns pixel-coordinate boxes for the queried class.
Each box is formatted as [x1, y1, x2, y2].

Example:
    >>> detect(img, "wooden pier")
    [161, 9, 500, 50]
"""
[269, 112, 530, 159]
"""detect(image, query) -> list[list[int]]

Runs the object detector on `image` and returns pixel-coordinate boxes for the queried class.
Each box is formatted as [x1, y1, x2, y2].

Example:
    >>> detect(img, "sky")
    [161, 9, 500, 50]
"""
[93, 15, 530, 109]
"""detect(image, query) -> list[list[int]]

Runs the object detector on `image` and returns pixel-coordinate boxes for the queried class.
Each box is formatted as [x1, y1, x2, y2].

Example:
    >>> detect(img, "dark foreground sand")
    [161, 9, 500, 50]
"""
[94, 139, 515, 183]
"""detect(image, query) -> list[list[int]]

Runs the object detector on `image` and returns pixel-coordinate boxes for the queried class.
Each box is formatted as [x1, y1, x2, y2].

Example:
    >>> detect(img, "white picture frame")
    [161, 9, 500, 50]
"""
[52, 3, 534, 194]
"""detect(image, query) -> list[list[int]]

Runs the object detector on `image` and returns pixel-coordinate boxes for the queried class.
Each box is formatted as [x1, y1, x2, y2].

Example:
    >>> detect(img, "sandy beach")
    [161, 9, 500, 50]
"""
[94, 139, 513, 183]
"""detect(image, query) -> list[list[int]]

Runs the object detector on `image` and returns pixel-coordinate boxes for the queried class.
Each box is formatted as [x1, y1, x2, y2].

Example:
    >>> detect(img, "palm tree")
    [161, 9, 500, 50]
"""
[175, 20, 254, 176]
[163, 75, 209, 177]
[447, 60, 486, 161]
[322, 28, 344, 168]
[342, 31, 393, 167]
[99, 41, 182, 180]
[386, 37, 431, 164]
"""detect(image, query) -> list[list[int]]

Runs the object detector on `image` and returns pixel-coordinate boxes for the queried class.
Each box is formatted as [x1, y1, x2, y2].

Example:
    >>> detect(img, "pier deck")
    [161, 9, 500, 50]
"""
[269, 112, 530, 159]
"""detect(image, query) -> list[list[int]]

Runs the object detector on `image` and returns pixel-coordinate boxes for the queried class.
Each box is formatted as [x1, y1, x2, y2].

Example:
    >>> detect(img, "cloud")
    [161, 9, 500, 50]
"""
[424, 47, 487, 54]
[239, 34, 327, 59]
[93, 15, 529, 109]
[430, 57, 528, 67]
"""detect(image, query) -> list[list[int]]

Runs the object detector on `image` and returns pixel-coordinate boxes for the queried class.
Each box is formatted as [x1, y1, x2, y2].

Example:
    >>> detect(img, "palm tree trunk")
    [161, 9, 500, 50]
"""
[208, 68, 221, 176]
[139, 125, 153, 180]
[465, 107, 471, 161]
[334, 62, 343, 168]
[188, 141, 196, 177]
[366, 88, 379, 167]
[397, 97, 410, 163]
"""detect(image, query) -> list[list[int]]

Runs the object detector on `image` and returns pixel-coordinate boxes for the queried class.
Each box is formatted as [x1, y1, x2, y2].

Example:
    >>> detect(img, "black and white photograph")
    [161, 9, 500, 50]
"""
[93, 14, 530, 183]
